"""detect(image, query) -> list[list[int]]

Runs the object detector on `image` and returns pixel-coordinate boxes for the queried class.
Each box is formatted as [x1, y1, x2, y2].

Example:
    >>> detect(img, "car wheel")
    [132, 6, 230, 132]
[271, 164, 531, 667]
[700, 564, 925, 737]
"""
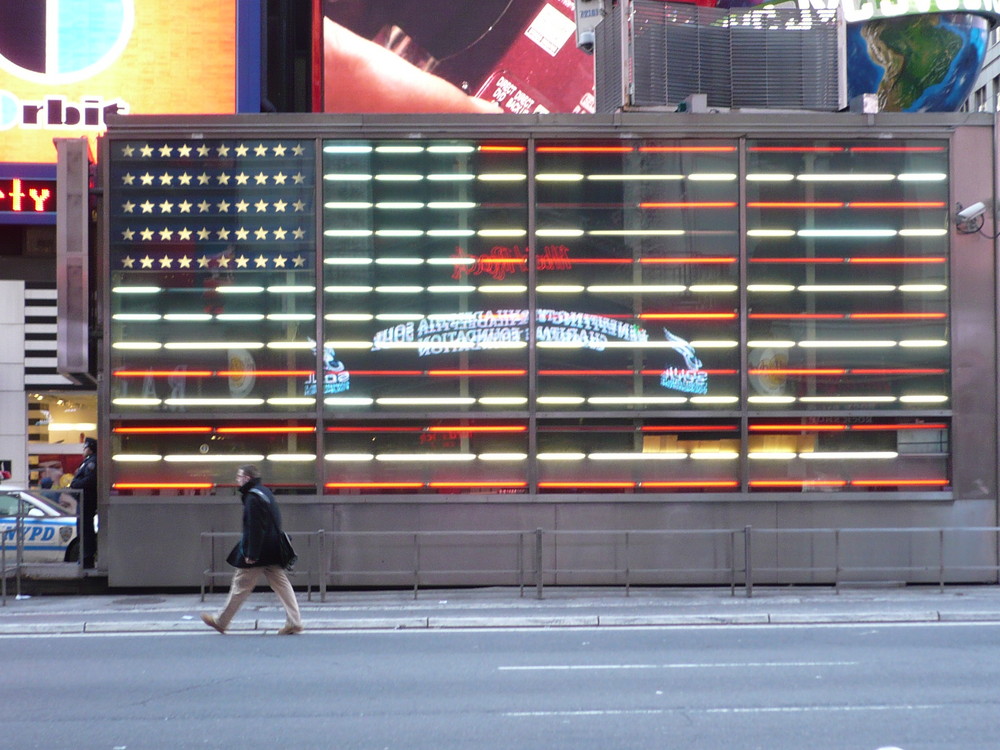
[64, 538, 80, 563]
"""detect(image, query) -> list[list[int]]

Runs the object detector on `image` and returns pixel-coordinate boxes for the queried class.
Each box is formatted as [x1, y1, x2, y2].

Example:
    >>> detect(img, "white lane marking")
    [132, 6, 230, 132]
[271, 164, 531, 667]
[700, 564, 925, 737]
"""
[499, 661, 856, 671]
[505, 704, 943, 718]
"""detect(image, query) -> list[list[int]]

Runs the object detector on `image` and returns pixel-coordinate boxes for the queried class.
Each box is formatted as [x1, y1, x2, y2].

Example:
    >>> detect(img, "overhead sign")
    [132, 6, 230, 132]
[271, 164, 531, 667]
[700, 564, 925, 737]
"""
[0, 0, 253, 165]
[773, 0, 1000, 23]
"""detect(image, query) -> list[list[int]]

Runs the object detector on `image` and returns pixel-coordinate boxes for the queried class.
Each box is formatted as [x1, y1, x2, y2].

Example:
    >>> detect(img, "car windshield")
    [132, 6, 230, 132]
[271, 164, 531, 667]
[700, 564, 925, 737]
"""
[0, 490, 68, 517]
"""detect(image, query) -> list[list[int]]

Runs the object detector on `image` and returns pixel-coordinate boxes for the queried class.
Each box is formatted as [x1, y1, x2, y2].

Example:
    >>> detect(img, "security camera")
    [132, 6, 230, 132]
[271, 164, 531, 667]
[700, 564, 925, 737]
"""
[957, 201, 987, 221]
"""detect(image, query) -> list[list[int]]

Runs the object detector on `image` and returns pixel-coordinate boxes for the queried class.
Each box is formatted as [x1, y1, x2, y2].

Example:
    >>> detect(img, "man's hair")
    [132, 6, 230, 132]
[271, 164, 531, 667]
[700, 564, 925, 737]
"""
[238, 464, 261, 480]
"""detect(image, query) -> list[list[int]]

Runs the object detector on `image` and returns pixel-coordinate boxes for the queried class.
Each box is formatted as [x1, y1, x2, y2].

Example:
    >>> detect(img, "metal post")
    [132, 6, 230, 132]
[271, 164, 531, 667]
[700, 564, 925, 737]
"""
[624, 531, 630, 597]
[320, 530, 328, 603]
[938, 528, 945, 592]
[744, 525, 752, 598]
[413, 533, 420, 600]
[2, 529, 7, 606]
[834, 529, 841, 593]
[730, 530, 736, 597]
[535, 528, 544, 600]
[517, 532, 525, 598]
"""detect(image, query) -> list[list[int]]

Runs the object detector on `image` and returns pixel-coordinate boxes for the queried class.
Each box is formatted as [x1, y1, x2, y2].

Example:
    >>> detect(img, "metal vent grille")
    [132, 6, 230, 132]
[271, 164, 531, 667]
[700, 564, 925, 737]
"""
[595, 0, 845, 112]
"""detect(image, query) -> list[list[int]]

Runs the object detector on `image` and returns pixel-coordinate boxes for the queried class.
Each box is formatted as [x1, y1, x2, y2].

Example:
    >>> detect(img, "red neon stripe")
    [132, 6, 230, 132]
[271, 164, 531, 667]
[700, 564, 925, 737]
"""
[850, 368, 947, 375]
[113, 482, 215, 490]
[642, 481, 738, 489]
[848, 201, 946, 208]
[850, 423, 948, 431]
[637, 146, 737, 152]
[428, 481, 528, 488]
[750, 425, 847, 432]
[216, 426, 316, 434]
[113, 426, 213, 434]
[749, 368, 847, 375]
[426, 426, 527, 433]
[639, 257, 738, 265]
[848, 313, 947, 319]
[538, 481, 637, 488]
[217, 370, 315, 377]
[639, 201, 738, 209]
[536, 146, 634, 153]
[748, 202, 844, 209]
[638, 313, 737, 320]
[749, 480, 847, 487]
[847, 257, 946, 264]
[750, 257, 846, 263]
[479, 145, 526, 152]
[749, 314, 845, 320]
[537, 369, 738, 376]
[560, 258, 631, 264]
[325, 426, 422, 432]
[850, 479, 949, 486]
[113, 370, 214, 377]
[326, 482, 424, 489]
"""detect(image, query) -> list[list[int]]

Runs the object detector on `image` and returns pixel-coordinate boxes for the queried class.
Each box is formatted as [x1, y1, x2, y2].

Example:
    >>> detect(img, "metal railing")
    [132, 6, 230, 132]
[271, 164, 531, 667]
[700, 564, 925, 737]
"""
[196, 525, 1000, 601]
[199, 530, 323, 602]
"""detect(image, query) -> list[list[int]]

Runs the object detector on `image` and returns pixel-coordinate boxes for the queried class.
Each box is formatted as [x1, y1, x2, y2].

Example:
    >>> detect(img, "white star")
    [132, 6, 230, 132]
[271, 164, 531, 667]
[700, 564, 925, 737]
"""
[177, 172, 193, 185]
[178, 255, 192, 268]
[139, 201, 155, 213]
[121, 229, 135, 241]
[140, 172, 154, 185]
[140, 228, 154, 241]
[292, 255, 305, 267]
[254, 172, 268, 185]
[177, 228, 193, 241]
[254, 227, 268, 240]
[254, 199, 269, 212]
[140, 144, 153, 157]
[273, 254, 287, 268]
[217, 144, 230, 157]
[158, 200, 174, 213]
[217, 172, 231, 185]
[217, 255, 232, 268]
[234, 200, 249, 213]
[122, 173, 135, 185]
[272, 227, 287, 240]
[197, 201, 211, 213]
[254, 254, 268, 267]
[292, 172, 305, 184]
[140, 255, 155, 268]
[235, 227, 250, 240]
[234, 144, 249, 157]
[197, 173, 211, 185]
[235, 172, 250, 185]
[197, 256, 211, 267]
[292, 144, 304, 156]
[158, 229, 174, 241]
[273, 172, 287, 185]
[158, 172, 173, 186]
[273, 144, 286, 156]
[197, 228, 211, 240]
[122, 145, 135, 157]
[292, 228, 306, 239]
[235, 255, 250, 268]
[122, 201, 136, 213]
[217, 228, 231, 240]
[292, 200, 306, 212]
[272, 199, 287, 212]
[254, 143, 268, 157]
[177, 144, 192, 157]
[122, 255, 135, 267]
[197, 145, 210, 157]
[217, 200, 231, 212]
[159, 144, 173, 157]
[178, 200, 192, 213]
[158, 253, 173, 266]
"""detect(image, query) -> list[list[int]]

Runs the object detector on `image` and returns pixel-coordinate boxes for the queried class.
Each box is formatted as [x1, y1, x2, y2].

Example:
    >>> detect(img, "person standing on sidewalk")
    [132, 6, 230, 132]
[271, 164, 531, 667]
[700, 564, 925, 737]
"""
[69, 437, 98, 568]
[201, 465, 303, 635]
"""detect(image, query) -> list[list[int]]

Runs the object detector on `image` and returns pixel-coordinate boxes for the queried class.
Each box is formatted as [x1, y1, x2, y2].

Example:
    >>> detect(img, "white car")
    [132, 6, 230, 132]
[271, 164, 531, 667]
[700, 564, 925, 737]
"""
[0, 490, 80, 563]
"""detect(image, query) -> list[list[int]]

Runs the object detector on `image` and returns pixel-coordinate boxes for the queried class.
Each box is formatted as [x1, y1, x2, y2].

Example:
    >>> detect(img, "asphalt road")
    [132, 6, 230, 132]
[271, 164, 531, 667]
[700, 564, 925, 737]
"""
[4, 623, 999, 750]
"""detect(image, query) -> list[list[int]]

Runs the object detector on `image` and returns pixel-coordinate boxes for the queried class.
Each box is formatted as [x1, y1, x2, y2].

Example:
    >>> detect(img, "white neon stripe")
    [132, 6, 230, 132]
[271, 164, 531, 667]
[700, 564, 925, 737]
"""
[797, 229, 897, 238]
[325, 313, 374, 321]
[375, 454, 476, 462]
[164, 314, 213, 321]
[112, 286, 162, 294]
[797, 340, 896, 348]
[266, 314, 316, 321]
[801, 452, 898, 460]
[162, 399, 265, 406]
[374, 145, 423, 153]
[899, 394, 948, 403]
[266, 341, 313, 349]
[324, 397, 374, 405]
[587, 396, 688, 405]
[113, 314, 161, 321]
[111, 454, 163, 462]
[325, 286, 374, 293]
[322, 145, 372, 154]
[537, 452, 586, 461]
[427, 229, 477, 237]
[478, 397, 528, 405]
[687, 173, 736, 181]
[689, 452, 739, 459]
[217, 314, 264, 321]
[374, 257, 424, 265]
[747, 396, 796, 404]
[163, 453, 265, 462]
[162, 342, 265, 350]
[747, 340, 795, 348]
[324, 453, 375, 461]
[427, 201, 477, 209]
[375, 397, 476, 405]
[478, 453, 528, 461]
[266, 454, 317, 462]
[535, 173, 584, 181]
[112, 342, 162, 350]
[747, 229, 796, 237]
[374, 174, 424, 181]
[323, 229, 374, 237]
[537, 396, 586, 405]
[323, 173, 372, 181]
[589, 453, 687, 461]
[216, 286, 264, 294]
[745, 173, 795, 181]
[588, 285, 687, 293]
[747, 284, 795, 292]
[797, 173, 895, 182]
[325, 201, 373, 209]
[266, 398, 316, 406]
[267, 286, 316, 293]
[111, 397, 162, 406]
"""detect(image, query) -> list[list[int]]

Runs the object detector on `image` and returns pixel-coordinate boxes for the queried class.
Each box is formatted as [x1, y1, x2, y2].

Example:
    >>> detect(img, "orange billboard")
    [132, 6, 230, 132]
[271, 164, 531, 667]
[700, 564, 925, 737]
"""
[0, 0, 253, 165]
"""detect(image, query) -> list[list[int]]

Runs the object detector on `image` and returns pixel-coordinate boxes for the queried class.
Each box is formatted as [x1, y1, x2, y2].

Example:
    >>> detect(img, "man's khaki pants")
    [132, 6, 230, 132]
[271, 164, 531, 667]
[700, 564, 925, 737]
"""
[217, 565, 303, 630]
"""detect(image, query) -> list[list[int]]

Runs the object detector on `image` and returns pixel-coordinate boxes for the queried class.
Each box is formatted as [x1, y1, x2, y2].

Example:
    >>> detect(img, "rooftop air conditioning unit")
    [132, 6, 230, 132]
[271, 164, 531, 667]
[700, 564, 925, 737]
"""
[594, 0, 846, 113]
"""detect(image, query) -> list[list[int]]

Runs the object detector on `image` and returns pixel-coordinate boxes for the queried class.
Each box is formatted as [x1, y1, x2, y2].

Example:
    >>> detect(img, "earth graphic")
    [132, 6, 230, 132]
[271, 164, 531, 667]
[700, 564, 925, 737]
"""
[847, 13, 990, 112]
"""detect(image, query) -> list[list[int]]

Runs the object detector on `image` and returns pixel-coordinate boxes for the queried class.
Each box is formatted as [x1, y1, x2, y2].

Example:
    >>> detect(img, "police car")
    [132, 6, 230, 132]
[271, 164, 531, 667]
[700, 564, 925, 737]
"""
[0, 489, 80, 563]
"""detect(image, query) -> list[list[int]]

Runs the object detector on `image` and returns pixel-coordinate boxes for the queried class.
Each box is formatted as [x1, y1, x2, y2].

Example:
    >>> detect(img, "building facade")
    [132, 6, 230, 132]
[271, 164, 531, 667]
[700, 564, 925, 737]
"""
[99, 112, 997, 588]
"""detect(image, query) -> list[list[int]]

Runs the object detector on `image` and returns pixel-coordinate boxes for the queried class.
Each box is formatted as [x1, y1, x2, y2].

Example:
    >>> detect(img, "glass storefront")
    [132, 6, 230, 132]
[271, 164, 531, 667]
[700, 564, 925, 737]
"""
[106, 135, 950, 495]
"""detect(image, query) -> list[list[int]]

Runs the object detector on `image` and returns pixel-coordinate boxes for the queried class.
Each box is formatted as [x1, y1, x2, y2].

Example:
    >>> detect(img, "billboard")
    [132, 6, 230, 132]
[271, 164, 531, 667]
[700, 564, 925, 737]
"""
[318, 0, 596, 114]
[0, 0, 259, 166]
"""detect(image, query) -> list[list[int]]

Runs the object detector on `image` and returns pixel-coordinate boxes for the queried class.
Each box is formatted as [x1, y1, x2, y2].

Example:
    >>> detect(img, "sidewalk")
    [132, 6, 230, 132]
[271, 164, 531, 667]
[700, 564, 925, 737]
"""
[3, 584, 1000, 635]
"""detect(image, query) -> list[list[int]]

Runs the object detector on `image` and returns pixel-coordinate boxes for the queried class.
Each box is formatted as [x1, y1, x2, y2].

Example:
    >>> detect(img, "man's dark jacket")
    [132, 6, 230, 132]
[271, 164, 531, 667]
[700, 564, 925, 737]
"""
[226, 477, 284, 568]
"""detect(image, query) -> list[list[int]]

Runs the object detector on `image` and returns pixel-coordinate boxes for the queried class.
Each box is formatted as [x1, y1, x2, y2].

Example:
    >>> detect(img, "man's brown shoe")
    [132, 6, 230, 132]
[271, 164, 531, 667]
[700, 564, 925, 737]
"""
[277, 624, 304, 635]
[200, 612, 226, 634]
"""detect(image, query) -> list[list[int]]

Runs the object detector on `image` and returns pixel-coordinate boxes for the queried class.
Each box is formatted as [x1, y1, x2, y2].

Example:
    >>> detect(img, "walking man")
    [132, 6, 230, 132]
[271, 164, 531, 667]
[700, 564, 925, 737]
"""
[201, 465, 303, 635]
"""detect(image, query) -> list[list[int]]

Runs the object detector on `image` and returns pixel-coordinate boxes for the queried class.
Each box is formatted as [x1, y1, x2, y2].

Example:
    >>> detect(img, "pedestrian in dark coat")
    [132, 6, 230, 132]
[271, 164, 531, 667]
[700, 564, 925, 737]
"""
[200, 465, 303, 634]
[69, 437, 98, 567]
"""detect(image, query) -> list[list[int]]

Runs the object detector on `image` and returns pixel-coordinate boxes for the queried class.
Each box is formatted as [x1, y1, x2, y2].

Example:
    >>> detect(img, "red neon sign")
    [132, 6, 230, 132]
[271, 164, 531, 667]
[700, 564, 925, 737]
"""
[0, 177, 55, 214]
